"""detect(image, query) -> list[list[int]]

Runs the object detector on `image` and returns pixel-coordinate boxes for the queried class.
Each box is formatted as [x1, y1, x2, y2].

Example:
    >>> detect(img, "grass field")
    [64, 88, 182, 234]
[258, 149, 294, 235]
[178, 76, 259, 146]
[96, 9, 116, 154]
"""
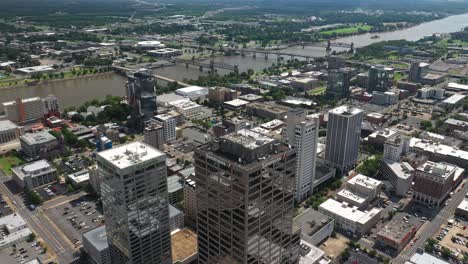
[308, 86, 326, 95]
[320, 25, 373, 36]
[0, 155, 24, 174]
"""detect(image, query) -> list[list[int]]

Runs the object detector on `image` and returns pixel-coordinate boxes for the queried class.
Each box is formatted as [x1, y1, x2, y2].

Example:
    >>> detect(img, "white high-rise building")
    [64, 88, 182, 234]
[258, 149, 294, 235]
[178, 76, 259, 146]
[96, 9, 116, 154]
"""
[155, 114, 176, 142]
[325, 106, 363, 172]
[143, 120, 164, 151]
[97, 142, 172, 264]
[293, 118, 319, 202]
[383, 134, 408, 161]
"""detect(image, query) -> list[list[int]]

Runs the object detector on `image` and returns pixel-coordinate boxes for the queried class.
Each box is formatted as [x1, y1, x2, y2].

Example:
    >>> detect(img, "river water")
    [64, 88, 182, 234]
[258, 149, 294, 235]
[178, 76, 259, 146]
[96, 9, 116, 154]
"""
[2, 12, 468, 108]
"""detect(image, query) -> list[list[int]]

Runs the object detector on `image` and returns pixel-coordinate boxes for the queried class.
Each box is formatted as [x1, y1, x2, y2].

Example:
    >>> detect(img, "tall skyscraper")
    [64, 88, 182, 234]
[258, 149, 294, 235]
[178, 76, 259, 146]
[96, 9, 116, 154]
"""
[97, 142, 172, 264]
[326, 68, 351, 99]
[293, 118, 319, 202]
[195, 129, 300, 264]
[325, 106, 363, 172]
[327, 55, 345, 70]
[368, 65, 389, 92]
[126, 69, 157, 130]
[2, 97, 44, 124]
[285, 109, 319, 202]
[42, 94, 60, 118]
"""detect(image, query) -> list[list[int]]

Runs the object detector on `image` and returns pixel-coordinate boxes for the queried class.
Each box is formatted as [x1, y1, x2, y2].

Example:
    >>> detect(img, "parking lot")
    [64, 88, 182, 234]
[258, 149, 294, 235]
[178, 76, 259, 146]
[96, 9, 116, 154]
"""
[437, 219, 468, 257]
[0, 239, 44, 264]
[44, 195, 103, 248]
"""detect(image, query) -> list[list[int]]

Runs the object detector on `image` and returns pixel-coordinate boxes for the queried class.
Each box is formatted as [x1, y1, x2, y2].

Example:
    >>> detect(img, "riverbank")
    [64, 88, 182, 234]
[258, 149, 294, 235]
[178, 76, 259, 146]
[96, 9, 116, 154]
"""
[0, 71, 115, 90]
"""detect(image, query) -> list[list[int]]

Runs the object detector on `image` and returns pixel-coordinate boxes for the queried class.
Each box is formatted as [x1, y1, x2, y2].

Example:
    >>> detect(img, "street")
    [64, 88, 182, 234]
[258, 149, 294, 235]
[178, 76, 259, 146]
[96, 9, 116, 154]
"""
[394, 180, 468, 264]
[0, 172, 85, 264]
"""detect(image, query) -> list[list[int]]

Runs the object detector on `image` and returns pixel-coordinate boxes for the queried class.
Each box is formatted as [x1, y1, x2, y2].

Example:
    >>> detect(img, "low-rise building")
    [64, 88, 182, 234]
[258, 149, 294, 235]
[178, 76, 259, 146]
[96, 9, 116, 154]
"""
[224, 99, 250, 110]
[455, 198, 468, 219]
[0, 214, 32, 249]
[444, 118, 468, 132]
[441, 94, 466, 107]
[169, 99, 202, 118]
[406, 252, 450, 264]
[147, 48, 182, 58]
[409, 137, 468, 168]
[294, 208, 334, 246]
[0, 120, 22, 144]
[366, 129, 398, 146]
[371, 91, 398, 106]
[336, 174, 382, 209]
[246, 102, 290, 120]
[318, 199, 382, 236]
[175, 86, 208, 100]
[12, 159, 57, 189]
[67, 170, 90, 187]
[171, 228, 198, 264]
[381, 160, 415, 197]
[82, 226, 111, 264]
[20, 131, 62, 160]
[365, 112, 386, 125]
[376, 218, 417, 253]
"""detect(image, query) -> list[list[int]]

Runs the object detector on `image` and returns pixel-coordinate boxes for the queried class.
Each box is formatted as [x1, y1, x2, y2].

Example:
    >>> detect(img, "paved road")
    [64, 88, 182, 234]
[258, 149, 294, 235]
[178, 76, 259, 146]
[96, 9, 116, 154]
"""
[0, 173, 85, 264]
[394, 180, 468, 264]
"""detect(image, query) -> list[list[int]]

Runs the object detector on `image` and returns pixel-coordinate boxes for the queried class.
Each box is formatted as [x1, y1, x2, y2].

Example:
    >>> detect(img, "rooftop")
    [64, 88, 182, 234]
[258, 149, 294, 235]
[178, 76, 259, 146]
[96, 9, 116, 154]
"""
[12, 160, 56, 180]
[171, 228, 198, 263]
[337, 189, 367, 204]
[167, 175, 183, 193]
[97, 142, 165, 170]
[457, 198, 468, 213]
[67, 170, 90, 184]
[3, 97, 41, 106]
[175, 85, 208, 96]
[293, 208, 332, 244]
[406, 252, 450, 264]
[446, 82, 468, 91]
[377, 218, 416, 244]
[319, 198, 381, 224]
[409, 137, 468, 162]
[0, 120, 18, 132]
[348, 174, 382, 189]
[383, 160, 414, 180]
[260, 119, 284, 130]
[20, 131, 57, 145]
[442, 94, 466, 105]
[224, 129, 275, 150]
[82, 225, 108, 252]
[444, 118, 468, 127]
[224, 99, 250, 107]
[416, 161, 458, 178]
[329, 105, 363, 116]
[368, 129, 397, 140]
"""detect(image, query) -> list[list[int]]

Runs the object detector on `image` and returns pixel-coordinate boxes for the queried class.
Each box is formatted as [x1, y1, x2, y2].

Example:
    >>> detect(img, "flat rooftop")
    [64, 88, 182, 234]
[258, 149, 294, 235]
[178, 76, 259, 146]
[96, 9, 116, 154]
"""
[348, 174, 382, 189]
[337, 189, 367, 204]
[20, 131, 57, 145]
[171, 228, 198, 263]
[82, 225, 108, 252]
[329, 105, 363, 116]
[224, 129, 275, 150]
[409, 137, 468, 161]
[0, 120, 18, 132]
[383, 160, 414, 180]
[12, 160, 56, 180]
[319, 198, 381, 224]
[224, 99, 249, 107]
[406, 252, 450, 264]
[97, 142, 165, 170]
[417, 161, 458, 179]
[377, 218, 416, 244]
[294, 208, 332, 244]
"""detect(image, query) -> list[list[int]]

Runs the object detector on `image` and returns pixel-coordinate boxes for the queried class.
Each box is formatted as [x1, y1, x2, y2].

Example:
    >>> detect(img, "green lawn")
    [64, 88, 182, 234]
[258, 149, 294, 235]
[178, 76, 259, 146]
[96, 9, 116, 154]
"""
[308, 86, 326, 95]
[320, 25, 373, 36]
[0, 156, 24, 174]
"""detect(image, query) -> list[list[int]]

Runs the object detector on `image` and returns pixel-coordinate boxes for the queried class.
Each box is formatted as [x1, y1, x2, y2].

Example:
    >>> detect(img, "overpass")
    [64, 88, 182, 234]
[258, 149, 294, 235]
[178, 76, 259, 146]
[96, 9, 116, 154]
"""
[112, 65, 191, 87]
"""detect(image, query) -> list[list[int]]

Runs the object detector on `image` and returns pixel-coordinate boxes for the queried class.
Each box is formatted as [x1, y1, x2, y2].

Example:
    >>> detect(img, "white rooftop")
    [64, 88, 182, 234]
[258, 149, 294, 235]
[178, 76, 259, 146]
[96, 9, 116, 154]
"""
[383, 160, 414, 180]
[348, 174, 382, 189]
[225, 129, 275, 149]
[12, 159, 56, 180]
[319, 198, 381, 224]
[0, 120, 18, 132]
[446, 82, 468, 91]
[224, 99, 249, 107]
[337, 189, 367, 205]
[406, 252, 449, 264]
[368, 129, 397, 140]
[175, 86, 208, 97]
[442, 94, 466, 105]
[329, 105, 363, 116]
[457, 198, 468, 213]
[417, 161, 458, 178]
[97, 142, 165, 170]
[20, 131, 57, 145]
[260, 119, 284, 130]
[68, 170, 90, 184]
[409, 137, 468, 161]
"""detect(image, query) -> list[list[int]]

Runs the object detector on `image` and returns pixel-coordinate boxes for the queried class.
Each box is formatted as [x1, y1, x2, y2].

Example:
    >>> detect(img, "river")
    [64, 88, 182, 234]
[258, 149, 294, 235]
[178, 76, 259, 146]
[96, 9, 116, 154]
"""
[1, 13, 468, 108]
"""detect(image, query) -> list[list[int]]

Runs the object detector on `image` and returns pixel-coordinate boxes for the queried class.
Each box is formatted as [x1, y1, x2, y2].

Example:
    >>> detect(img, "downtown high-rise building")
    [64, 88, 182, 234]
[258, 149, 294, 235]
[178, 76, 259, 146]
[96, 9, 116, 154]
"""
[368, 65, 389, 92]
[126, 69, 157, 130]
[325, 106, 363, 172]
[97, 142, 172, 264]
[326, 68, 352, 99]
[195, 129, 300, 264]
[143, 119, 165, 151]
[285, 109, 319, 202]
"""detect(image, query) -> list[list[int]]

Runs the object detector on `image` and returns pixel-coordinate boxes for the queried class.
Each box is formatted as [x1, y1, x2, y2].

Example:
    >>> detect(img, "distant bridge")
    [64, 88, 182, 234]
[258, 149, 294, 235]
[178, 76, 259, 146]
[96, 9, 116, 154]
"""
[174, 58, 239, 73]
[112, 65, 191, 87]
